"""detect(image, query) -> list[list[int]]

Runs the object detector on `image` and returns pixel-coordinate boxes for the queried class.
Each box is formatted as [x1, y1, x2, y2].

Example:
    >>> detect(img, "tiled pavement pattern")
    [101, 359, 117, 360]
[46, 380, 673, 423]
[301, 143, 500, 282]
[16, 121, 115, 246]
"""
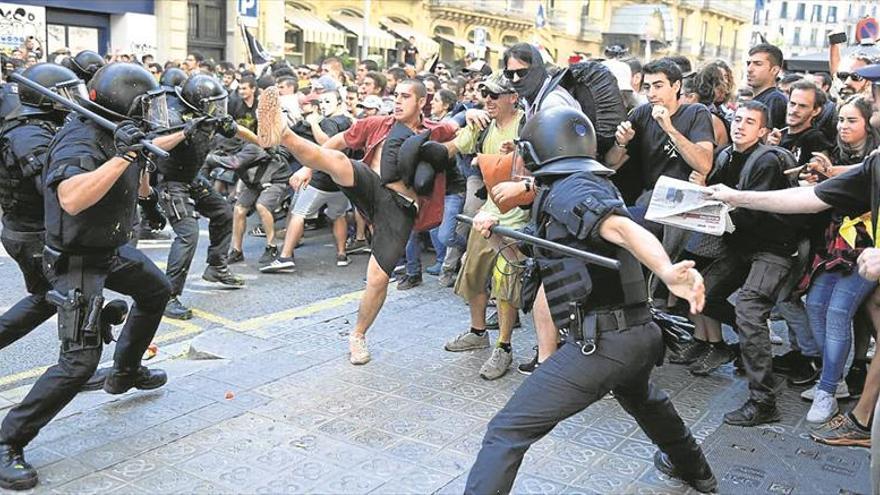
[0, 285, 870, 494]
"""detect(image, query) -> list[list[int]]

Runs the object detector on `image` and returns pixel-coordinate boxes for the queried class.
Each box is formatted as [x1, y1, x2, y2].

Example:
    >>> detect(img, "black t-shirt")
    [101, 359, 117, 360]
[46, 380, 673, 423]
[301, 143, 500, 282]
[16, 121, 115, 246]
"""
[44, 116, 141, 252]
[625, 103, 714, 192]
[752, 87, 788, 129]
[404, 45, 419, 66]
[778, 127, 833, 166]
[2, 120, 55, 232]
[814, 154, 875, 216]
[295, 114, 351, 192]
[229, 94, 258, 133]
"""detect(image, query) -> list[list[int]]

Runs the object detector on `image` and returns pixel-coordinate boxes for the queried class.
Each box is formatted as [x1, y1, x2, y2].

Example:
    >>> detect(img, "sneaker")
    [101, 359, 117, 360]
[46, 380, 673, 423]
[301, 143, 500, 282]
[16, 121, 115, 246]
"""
[0, 443, 38, 491]
[518, 346, 540, 375]
[336, 254, 351, 267]
[787, 356, 821, 386]
[250, 225, 266, 237]
[653, 451, 717, 494]
[425, 261, 443, 276]
[345, 238, 370, 254]
[202, 265, 245, 287]
[485, 311, 522, 331]
[260, 256, 296, 273]
[772, 350, 804, 373]
[807, 390, 839, 424]
[227, 249, 245, 264]
[103, 366, 167, 394]
[810, 412, 871, 447]
[800, 382, 850, 401]
[259, 245, 279, 266]
[688, 345, 735, 376]
[444, 330, 490, 352]
[438, 270, 457, 288]
[723, 400, 781, 427]
[668, 339, 710, 365]
[164, 297, 193, 320]
[479, 347, 512, 380]
[845, 360, 868, 399]
[397, 274, 422, 290]
[349, 334, 371, 365]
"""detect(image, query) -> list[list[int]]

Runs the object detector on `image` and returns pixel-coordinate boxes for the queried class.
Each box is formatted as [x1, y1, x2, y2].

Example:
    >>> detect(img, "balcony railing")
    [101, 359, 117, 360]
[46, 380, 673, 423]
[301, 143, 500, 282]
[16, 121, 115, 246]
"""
[681, 0, 750, 22]
[428, 0, 530, 20]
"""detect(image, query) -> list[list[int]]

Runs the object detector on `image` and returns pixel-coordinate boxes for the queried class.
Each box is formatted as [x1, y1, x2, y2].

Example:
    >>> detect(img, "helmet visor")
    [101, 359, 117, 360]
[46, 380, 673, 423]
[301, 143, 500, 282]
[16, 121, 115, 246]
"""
[201, 94, 227, 117]
[54, 79, 88, 110]
[142, 90, 170, 129]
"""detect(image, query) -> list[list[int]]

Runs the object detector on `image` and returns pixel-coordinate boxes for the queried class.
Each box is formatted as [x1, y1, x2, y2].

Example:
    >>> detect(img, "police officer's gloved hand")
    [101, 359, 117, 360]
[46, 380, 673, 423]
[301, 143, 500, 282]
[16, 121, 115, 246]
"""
[183, 116, 213, 141]
[216, 115, 238, 139]
[113, 121, 146, 160]
[138, 188, 167, 231]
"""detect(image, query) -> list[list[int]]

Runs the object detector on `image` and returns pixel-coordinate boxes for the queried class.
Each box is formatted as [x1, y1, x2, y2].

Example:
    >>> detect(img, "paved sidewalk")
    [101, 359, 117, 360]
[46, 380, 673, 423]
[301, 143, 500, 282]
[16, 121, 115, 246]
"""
[0, 284, 870, 494]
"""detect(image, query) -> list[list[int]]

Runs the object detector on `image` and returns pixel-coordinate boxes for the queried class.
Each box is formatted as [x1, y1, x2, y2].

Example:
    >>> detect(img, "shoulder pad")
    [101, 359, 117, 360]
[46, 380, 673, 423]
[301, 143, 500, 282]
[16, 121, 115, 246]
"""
[543, 173, 625, 239]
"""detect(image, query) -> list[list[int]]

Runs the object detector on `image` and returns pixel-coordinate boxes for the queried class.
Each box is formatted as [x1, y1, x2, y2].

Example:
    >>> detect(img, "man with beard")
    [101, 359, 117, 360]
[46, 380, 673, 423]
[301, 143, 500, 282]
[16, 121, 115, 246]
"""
[766, 80, 833, 166]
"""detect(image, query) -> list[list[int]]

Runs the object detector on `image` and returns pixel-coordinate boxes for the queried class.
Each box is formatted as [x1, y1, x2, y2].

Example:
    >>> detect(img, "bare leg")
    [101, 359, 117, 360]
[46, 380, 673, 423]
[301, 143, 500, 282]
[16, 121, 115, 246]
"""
[691, 315, 707, 341]
[852, 354, 880, 426]
[255, 204, 276, 246]
[280, 130, 355, 187]
[533, 285, 558, 362]
[332, 216, 348, 256]
[353, 255, 390, 337]
[232, 205, 247, 252]
[280, 215, 305, 258]
[497, 300, 517, 345]
[469, 292, 489, 330]
[355, 212, 368, 241]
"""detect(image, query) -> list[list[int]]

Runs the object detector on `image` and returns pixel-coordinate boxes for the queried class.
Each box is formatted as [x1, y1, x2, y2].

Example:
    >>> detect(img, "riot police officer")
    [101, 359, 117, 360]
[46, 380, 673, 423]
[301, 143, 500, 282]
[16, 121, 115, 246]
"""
[59, 50, 104, 84]
[0, 63, 79, 350]
[159, 67, 187, 88]
[465, 107, 716, 493]
[0, 63, 173, 491]
[157, 74, 244, 319]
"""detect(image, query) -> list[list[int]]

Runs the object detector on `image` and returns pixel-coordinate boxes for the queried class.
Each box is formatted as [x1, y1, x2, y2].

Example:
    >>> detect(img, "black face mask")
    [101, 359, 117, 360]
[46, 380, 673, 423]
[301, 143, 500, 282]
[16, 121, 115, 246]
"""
[510, 46, 547, 104]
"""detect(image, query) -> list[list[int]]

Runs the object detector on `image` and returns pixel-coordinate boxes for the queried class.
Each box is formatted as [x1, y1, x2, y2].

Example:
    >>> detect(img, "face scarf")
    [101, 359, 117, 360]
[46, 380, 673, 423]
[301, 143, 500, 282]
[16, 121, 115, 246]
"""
[510, 44, 548, 105]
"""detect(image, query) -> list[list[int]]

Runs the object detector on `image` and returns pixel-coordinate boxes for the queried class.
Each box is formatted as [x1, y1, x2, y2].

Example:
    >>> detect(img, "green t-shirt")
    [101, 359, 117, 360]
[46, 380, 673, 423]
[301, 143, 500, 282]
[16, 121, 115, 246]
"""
[454, 110, 529, 228]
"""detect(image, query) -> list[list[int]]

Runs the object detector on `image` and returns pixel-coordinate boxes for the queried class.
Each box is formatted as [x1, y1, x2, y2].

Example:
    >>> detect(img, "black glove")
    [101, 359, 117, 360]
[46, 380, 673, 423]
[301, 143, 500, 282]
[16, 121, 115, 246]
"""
[217, 115, 238, 138]
[183, 116, 214, 141]
[138, 188, 167, 231]
[113, 121, 145, 159]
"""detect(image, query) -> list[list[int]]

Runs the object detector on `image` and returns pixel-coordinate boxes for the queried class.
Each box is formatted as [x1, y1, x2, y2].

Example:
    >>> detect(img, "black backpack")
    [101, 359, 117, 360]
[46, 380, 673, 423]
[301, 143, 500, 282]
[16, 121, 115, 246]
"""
[537, 61, 627, 156]
[711, 143, 799, 190]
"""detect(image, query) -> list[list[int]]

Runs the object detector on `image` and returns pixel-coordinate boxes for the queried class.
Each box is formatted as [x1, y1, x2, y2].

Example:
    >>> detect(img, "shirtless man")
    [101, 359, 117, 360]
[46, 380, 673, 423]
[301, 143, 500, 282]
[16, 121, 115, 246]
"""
[273, 80, 457, 364]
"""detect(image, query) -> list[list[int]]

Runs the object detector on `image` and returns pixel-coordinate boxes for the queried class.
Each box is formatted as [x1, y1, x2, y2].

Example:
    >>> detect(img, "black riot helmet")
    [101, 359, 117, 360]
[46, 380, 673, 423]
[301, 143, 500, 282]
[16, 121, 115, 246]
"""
[175, 74, 228, 117]
[61, 50, 105, 83]
[83, 63, 169, 127]
[517, 106, 612, 178]
[159, 67, 187, 89]
[17, 63, 84, 114]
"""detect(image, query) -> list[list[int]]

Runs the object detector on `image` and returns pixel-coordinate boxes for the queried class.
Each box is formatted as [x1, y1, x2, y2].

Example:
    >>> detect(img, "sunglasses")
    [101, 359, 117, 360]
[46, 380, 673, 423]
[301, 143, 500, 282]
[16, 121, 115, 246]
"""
[480, 89, 511, 100]
[837, 72, 864, 82]
[503, 68, 529, 80]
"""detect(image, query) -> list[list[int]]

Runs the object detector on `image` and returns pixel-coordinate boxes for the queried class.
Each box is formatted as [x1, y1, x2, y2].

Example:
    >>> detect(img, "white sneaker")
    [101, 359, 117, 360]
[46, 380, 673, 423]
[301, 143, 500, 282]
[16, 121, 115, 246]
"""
[806, 390, 839, 424]
[800, 381, 850, 401]
[349, 334, 371, 365]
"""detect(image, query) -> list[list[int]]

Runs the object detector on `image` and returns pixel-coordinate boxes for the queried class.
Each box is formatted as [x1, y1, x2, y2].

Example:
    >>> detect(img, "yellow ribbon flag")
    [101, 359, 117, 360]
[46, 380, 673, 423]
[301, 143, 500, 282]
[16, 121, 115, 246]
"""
[838, 213, 873, 248]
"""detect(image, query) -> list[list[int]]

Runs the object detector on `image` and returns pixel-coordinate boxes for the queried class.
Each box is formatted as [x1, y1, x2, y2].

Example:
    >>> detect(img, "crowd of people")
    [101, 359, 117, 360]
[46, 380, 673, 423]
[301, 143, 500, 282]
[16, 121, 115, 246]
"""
[1, 27, 880, 492]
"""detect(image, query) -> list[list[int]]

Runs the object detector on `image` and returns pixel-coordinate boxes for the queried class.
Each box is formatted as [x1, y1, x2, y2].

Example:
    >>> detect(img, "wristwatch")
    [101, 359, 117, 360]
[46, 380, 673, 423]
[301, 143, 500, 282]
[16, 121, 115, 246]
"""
[523, 178, 533, 192]
[614, 140, 627, 149]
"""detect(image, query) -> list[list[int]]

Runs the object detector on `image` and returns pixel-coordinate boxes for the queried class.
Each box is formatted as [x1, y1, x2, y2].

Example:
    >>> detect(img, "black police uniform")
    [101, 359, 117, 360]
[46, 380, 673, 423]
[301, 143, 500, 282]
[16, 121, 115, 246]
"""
[156, 93, 235, 298]
[465, 107, 713, 493]
[0, 115, 171, 449]
[0, 112, 57, 349]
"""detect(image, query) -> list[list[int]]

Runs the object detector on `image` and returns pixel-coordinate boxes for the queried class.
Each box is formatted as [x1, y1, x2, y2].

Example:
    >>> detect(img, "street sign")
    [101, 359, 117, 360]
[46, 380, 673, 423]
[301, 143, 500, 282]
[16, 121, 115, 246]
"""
[856, 17, 879, 43]
[238, 0, 258, 27]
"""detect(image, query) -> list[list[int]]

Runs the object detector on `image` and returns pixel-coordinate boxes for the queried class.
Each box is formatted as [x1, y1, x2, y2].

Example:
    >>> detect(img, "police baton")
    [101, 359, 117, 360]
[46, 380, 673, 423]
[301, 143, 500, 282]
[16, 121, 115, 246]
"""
[455, 214, 620, 270]
[9, 73, 170, 159]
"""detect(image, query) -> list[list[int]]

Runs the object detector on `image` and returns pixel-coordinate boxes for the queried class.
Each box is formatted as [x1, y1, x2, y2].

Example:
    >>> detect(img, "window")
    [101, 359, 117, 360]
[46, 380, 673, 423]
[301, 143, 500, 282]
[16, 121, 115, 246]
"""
[828, 6, 837, 23]
[795, 3, 806, 20]
[793, 27, 801, 45]
[860, 5, 866, 17]
[811, 5, 822, 22]
[810, 27, 818, 46]
[780, 1, 788, 19]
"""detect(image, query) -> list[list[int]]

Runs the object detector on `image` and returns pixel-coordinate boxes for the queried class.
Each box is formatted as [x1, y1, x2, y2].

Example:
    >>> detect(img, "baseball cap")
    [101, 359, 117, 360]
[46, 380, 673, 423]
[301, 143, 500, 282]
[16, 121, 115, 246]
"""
[357, 95, 383, 110]
[478, 72, 514, 94]
[462, 60, 492, 77]
[314, 75, 339, 93]
[855, 63, 880, 82]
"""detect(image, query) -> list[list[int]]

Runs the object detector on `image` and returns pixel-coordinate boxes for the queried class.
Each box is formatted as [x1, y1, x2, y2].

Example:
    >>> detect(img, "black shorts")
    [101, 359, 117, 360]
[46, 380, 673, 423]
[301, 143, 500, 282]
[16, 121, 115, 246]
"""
[340, 160, 416, 277]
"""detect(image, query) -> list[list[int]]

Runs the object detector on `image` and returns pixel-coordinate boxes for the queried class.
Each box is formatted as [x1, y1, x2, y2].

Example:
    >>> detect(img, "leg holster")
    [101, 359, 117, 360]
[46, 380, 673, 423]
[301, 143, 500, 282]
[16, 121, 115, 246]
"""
[42, 247, 109, 352]
[159, 183, 197, 223]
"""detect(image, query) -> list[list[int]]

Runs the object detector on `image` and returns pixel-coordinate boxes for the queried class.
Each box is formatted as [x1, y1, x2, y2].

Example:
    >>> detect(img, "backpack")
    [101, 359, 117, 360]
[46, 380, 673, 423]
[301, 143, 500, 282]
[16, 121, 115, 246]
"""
[537, 61, 627, 156]
[711, 143, 799, 190]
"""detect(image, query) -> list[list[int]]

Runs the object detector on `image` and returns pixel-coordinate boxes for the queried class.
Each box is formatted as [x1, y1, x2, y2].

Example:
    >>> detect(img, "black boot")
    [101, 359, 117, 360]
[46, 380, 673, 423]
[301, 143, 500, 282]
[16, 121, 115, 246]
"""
[653, 450, 717, 493]
[0, 442, 38, 491]
[103, 366, 167, 395]
[81, 367, 112, 392]
[723, 399, 781, 426]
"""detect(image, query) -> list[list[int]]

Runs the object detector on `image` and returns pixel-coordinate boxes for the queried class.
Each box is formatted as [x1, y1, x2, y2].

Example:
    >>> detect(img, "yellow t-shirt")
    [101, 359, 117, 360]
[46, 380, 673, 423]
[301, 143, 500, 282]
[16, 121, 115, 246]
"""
[454, 110, 529, 228]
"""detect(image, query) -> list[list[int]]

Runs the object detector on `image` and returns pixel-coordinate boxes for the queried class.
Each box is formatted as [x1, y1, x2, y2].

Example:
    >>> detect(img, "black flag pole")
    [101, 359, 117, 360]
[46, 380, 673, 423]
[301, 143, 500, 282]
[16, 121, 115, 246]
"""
[455, 214, 620, 270]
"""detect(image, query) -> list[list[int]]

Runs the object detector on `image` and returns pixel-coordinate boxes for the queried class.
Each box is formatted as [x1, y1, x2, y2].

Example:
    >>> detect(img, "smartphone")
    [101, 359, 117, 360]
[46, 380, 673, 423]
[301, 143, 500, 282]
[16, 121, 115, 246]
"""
[828, 32, 847, 45]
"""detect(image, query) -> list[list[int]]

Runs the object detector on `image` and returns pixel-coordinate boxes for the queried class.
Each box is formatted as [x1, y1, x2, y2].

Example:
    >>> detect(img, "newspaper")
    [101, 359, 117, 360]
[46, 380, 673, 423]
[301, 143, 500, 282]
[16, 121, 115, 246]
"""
[645, 176, 735, 236]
